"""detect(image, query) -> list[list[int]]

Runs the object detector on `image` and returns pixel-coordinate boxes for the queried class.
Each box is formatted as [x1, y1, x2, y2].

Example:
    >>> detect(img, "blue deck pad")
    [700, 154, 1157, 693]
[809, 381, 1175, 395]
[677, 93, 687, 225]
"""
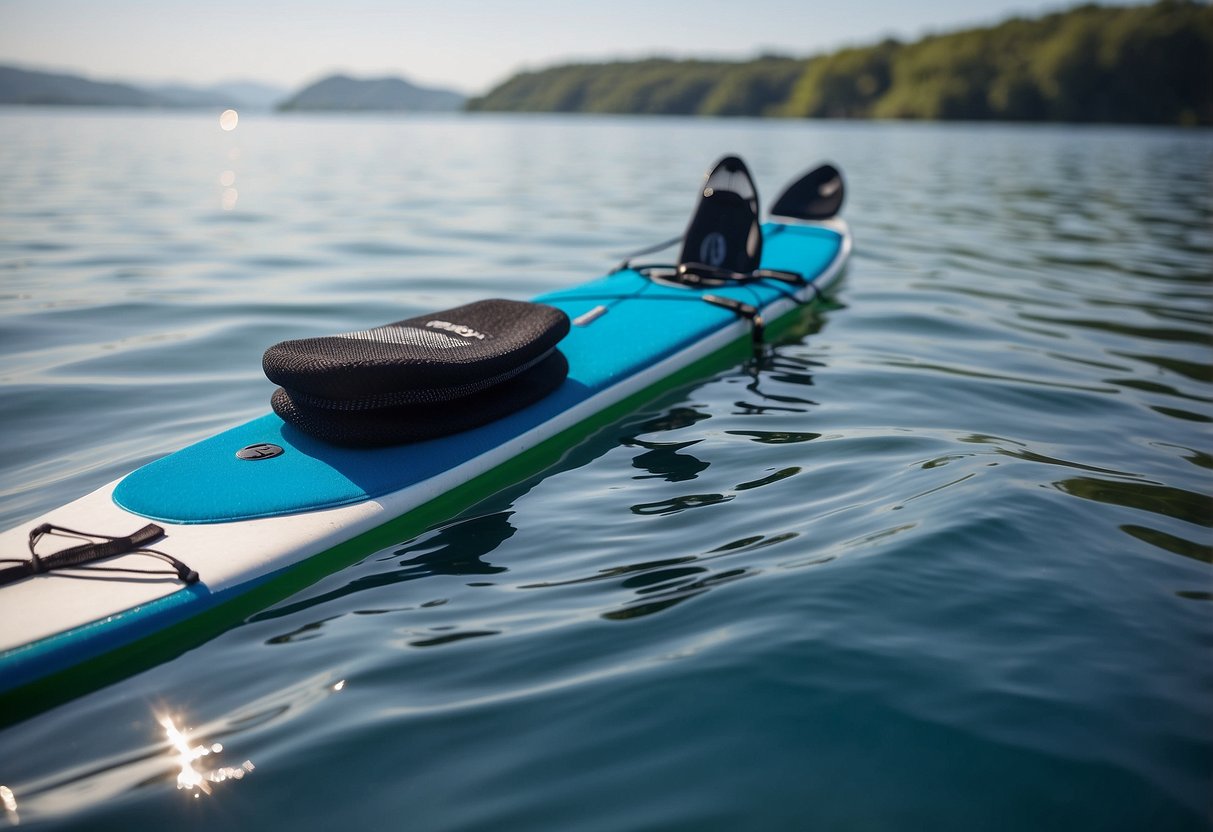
[113, 224, 842, 524]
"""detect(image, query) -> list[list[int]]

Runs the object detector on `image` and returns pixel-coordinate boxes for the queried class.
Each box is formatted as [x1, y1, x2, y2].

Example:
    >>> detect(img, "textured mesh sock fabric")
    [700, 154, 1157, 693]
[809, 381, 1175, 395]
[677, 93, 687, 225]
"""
[263, 299, 570, 409]
[271, 349, 570, 447]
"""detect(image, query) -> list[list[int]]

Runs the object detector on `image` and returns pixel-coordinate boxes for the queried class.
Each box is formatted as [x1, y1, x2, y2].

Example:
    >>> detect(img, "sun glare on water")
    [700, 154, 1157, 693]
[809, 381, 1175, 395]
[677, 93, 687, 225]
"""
[0, 785, 18, 825]
[159, 713, 254, 796]
[217, 116, 239, 209]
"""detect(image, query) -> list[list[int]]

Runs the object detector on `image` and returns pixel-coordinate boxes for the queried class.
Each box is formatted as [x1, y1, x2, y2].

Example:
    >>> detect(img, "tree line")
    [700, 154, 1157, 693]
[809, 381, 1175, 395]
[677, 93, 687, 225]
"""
[468, 1, 1212, 125]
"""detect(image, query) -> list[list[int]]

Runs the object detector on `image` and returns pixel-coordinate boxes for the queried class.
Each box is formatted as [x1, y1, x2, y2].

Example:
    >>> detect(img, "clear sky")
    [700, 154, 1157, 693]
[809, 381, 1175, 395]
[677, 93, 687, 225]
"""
[0, 0, 1119, 95]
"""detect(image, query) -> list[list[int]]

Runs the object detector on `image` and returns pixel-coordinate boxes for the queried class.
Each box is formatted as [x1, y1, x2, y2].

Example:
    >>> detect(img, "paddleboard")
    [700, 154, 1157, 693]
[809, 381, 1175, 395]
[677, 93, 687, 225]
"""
[0, 164, 852, 723]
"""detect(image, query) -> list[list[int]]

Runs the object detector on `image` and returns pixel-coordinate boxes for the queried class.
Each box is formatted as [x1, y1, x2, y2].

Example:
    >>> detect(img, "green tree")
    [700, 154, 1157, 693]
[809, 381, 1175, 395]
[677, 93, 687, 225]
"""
[468, 2, 1213, 125]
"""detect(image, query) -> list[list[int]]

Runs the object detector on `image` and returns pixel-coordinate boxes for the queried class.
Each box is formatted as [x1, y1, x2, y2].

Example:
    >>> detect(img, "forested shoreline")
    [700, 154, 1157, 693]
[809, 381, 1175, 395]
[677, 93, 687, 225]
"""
[468, 1, 1212, 124]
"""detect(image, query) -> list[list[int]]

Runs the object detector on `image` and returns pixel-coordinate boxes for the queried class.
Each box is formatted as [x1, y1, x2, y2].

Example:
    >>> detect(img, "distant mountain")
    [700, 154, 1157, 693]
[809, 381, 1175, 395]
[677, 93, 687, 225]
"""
[278, 74, 464, 112]
[0, 65, 289, 109]
[0, 65, 162, 107]
[0, 65, 460, 113]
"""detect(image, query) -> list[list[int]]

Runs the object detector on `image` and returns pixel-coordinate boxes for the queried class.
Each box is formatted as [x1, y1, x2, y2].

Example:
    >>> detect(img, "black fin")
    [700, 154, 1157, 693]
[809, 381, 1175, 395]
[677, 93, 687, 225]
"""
[677, 155, 762, 274]
[770, 163, 844, 221]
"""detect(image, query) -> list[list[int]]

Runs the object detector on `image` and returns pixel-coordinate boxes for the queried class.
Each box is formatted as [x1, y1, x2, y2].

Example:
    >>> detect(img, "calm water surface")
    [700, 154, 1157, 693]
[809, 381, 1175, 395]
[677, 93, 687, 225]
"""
[0, 110, 1210, 830]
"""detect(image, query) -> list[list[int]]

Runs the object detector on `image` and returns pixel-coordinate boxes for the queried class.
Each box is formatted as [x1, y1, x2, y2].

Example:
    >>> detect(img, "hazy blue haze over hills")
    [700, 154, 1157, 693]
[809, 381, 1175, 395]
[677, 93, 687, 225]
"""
[0, 65, 464, 113]
[0, 65, 288, 110]
[0, 65, 163, 107]
[208, 81, 291, 110]
[147, 80, 288, 110]
[276, 74, 465, 112]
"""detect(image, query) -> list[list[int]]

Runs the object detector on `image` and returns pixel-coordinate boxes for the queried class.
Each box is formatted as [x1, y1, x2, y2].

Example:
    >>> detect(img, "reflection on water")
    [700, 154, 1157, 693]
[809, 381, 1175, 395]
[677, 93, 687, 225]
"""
[393, 511, 516, 573]
[158, 714, 254, 795]
[726, 429, 821, 444]
[601, 568, 751, 620]
[0, 785, 16, 826]
[630, 492, 733, 515]
[960, 433, 1148, 476]
[736, 466, 800, 490]
[625, 438, 710, 482]
[622, 408, 713, 482]
[250, 511, 513, 624]
[1054, 476, 1211, 527]
[1120, 524, 1213, 565]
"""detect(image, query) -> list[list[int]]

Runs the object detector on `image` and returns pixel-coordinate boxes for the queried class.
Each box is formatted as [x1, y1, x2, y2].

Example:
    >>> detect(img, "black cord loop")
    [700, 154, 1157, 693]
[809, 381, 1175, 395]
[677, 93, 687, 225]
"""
[0, 523, 199, 587]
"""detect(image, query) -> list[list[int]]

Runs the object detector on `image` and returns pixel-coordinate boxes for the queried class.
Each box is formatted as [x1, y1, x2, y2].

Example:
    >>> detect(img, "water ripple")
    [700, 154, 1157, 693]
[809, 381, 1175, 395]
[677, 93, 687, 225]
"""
[1, 113, 1209, 830]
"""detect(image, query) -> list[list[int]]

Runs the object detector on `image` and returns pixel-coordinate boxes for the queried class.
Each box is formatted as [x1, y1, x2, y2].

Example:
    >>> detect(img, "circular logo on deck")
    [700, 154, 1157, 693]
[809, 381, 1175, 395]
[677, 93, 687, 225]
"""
[700, 231, 727, 267]
[236, 442, 284, 460]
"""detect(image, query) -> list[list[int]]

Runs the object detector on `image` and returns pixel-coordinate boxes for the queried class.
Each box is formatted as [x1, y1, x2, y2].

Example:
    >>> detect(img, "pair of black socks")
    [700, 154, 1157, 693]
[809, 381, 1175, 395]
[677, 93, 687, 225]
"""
[263, 299, 569, 447]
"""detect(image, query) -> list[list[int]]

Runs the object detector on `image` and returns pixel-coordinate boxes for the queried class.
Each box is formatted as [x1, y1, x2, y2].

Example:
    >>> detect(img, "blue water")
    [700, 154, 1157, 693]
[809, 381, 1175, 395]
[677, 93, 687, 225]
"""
[0, 109, 1210, 830]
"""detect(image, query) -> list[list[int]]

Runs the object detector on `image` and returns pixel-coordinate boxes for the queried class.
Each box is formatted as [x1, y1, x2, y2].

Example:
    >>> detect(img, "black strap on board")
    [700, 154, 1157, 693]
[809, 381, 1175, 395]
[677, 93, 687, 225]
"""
[673, 262, 808, 288]
[0, 523, 199, 587]
[701, 294, 766, 356]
